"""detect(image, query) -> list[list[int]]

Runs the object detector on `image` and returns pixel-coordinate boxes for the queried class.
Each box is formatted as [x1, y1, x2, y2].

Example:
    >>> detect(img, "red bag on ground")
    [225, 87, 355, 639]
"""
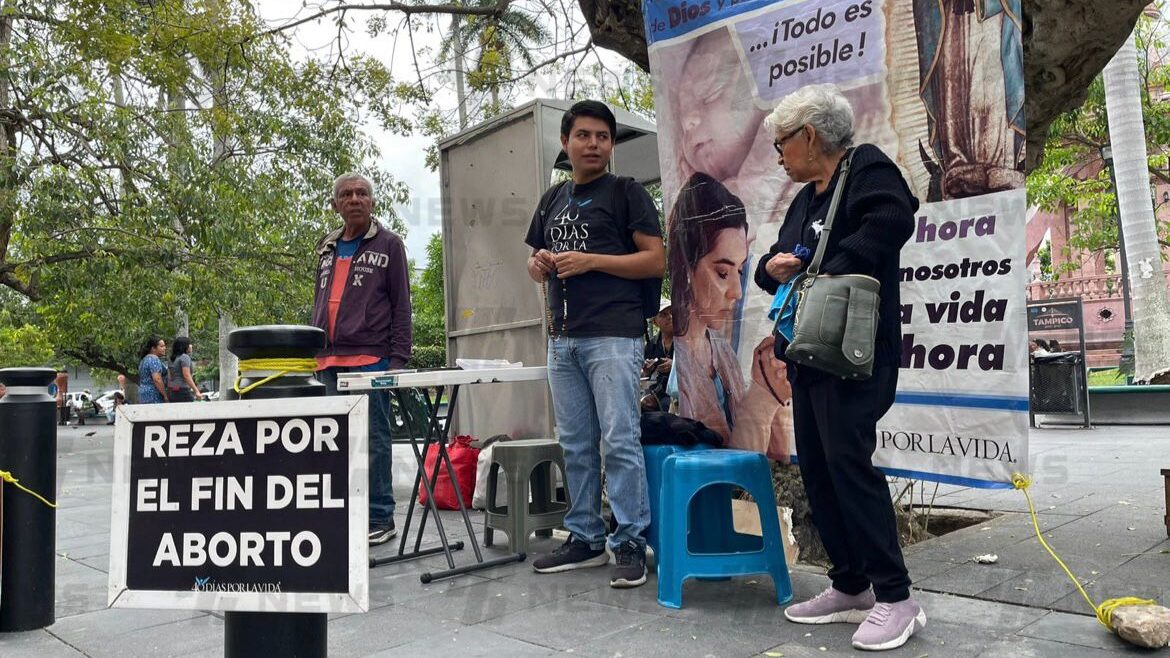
[418, 435, 480, 510]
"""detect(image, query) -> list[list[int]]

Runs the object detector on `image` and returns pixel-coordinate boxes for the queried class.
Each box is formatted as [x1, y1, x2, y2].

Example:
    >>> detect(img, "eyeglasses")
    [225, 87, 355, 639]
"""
[772, 126, 805, 153]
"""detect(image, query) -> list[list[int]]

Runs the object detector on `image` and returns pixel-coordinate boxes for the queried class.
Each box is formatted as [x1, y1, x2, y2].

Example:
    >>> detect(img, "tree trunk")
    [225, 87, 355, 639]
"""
[218, 312, 236, 397]
[452, 15, 468, 130]
[1103, 31, 1170, 383]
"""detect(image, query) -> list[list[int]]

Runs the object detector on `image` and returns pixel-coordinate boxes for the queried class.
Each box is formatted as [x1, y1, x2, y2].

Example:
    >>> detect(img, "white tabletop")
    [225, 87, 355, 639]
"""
[336, 366, 548, 391]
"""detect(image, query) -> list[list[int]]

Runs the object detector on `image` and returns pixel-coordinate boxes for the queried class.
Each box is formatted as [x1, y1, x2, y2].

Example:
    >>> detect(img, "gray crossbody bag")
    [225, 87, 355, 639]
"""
[776, 150, 881, 380]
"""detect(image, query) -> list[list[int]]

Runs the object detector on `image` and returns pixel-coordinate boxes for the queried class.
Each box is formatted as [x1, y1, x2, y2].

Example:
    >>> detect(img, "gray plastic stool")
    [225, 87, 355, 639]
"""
[483, 439, 569, 554]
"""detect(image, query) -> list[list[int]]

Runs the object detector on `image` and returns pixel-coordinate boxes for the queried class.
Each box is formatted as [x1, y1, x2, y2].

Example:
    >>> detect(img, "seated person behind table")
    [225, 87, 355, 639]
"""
[641, 299, 674, 411]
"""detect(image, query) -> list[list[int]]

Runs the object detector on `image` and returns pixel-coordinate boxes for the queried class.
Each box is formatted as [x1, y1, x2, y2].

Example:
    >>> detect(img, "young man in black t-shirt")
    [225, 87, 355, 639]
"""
[524, 100, 665, 588]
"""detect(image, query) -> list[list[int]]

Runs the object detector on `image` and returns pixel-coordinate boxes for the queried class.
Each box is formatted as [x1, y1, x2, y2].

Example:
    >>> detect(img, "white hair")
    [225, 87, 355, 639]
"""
[764, 84, 855, 152]
[332, 172, 375, 200]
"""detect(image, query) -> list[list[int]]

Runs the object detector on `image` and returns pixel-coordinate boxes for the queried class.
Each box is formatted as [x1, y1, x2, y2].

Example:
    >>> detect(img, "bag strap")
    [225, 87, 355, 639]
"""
[804, 148, 855, 278]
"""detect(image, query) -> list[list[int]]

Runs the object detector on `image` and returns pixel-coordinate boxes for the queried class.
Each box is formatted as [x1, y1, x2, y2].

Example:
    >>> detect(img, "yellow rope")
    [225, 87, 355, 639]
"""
[0, 470, 57, 508]
[1011, 473, 1156, 629]
[233, 358, 319, 396]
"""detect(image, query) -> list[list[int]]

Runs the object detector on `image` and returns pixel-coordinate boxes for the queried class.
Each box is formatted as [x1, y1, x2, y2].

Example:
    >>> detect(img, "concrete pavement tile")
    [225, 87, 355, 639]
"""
[1047, 575, 1165, 616]
[57, 532, 111, 561]
[979, 635, 1149, 657]
[1102, 546, 1170, 588]
[325, 604, 457, 655]
[45, 607, 210, 655]
[977, 572, 1080, 608]
[903, 556, 965, 580]
[399, 577, 544, 624]
[0, 629, 87, 657]
[58, 612, 224, 658]
[913, 590, 1047, 632]
[493, 566, 615, 603]
[363, 625, 559, 657]
[480, 598, 662, 651]
[367, 566, 492, 608]
[1017, 610, 1142, 652]
[754, 645, 855, 658]
[574, 616, 780, 658]
[54, 555, 112, 619]
[916, 562, 1026, 596]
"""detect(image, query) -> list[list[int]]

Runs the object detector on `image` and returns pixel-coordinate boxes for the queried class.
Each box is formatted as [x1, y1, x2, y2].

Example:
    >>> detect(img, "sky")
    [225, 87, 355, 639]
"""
[253, 3, 612, 269]
[256, 3, 454, 268]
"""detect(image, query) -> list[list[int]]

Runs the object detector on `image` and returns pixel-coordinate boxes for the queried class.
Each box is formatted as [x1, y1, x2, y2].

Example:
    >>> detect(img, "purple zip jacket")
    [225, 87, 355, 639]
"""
[311, 220, 412, 367]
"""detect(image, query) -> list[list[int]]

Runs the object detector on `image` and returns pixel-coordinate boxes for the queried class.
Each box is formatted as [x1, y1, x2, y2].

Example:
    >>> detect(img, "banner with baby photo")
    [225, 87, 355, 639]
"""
[645, 0, 1028, 487]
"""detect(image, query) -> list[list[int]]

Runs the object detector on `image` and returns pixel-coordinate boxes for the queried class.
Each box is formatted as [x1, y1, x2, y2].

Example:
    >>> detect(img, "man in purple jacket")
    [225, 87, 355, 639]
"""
[312, 172, 413, 545]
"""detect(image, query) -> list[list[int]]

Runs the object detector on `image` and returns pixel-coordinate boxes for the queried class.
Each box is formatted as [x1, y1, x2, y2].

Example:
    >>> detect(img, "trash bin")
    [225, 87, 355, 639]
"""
[1030, 351, 1084, 414]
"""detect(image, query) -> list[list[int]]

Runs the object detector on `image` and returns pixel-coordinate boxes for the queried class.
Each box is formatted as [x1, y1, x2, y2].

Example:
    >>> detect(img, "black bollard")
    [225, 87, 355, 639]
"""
[0, 367, 58, 632]
[223, 325, 328, 658]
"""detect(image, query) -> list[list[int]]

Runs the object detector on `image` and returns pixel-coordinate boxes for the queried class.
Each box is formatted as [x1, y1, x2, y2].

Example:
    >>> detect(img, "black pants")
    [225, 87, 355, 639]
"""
[170, 388, 195, 403]
[792, 365, 910, 603]
[58, 405, 69, 425]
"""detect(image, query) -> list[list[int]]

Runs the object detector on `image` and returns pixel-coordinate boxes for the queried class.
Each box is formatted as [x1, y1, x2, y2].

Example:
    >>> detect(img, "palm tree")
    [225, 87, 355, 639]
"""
[1103, 28, 1170, 382]
[438, 0, 547, 120]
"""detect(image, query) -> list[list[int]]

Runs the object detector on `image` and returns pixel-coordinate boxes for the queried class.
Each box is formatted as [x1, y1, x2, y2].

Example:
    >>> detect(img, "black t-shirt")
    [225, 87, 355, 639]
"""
[525, 174, 661, 338]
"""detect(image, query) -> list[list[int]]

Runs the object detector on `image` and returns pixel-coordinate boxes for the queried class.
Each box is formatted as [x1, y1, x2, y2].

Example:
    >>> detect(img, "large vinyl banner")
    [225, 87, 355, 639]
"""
[646, 0, 1028, 487]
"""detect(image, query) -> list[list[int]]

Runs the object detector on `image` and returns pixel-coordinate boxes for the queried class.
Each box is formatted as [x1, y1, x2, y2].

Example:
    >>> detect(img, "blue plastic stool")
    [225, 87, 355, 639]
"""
[642, 445, 756, 559]
[656, 449, 794, 609]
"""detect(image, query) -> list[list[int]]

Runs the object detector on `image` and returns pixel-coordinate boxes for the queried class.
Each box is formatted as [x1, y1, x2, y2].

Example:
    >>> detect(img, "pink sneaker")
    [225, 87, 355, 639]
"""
[851, 599, 927, 651]
[783, 586, 875, 624]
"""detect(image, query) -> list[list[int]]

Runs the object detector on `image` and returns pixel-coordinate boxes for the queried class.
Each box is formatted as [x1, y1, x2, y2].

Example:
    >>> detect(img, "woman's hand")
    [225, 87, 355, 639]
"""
[765, 252, 803, 283]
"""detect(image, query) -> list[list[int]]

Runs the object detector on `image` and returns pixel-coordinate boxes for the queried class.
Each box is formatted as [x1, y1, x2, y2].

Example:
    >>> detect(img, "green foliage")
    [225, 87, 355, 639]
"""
[411, 232, 446, 348]
[1037, 242, 1054, 281]
[1028, 8, 1170, 263]
[1, 1, 411, 375]
[0, 323, 55, 368]
[408, 344, 447, 369]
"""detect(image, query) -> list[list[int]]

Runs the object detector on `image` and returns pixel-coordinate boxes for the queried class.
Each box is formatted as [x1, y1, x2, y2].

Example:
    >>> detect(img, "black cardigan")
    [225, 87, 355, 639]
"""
[754, 143, 918, 377]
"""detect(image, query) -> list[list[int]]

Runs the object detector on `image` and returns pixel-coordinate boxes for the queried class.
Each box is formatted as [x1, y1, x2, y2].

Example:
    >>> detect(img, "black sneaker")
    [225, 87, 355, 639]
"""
[532, 537, 609, 573]
[609, 540, 647, 588]
[368, 521, 397, 546]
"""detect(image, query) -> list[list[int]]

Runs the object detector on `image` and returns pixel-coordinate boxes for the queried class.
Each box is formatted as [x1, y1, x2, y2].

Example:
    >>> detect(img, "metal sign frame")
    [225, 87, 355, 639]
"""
[108, 397, 369, 613]
[1027, 297, 1091, 428]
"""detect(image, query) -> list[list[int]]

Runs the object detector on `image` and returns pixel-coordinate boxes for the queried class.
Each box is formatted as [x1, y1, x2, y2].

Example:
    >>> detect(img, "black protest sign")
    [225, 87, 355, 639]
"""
[109, 396, 368, 613]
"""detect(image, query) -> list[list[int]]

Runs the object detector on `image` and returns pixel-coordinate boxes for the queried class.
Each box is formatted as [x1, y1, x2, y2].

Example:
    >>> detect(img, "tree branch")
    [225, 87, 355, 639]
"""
[261, 1, 513, 37]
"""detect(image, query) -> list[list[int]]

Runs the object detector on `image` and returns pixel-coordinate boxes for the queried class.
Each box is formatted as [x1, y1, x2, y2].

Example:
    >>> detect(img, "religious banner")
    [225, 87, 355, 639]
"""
[646, 0, 1028, 487]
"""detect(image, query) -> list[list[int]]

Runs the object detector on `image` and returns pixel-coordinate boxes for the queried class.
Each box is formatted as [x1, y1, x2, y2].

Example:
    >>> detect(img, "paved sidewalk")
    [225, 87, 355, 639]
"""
[0, 424, 1165, 656]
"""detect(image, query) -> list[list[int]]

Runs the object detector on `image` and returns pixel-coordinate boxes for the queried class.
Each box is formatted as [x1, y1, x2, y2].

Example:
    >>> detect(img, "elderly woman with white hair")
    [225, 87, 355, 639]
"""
[753, 84, 923, 651]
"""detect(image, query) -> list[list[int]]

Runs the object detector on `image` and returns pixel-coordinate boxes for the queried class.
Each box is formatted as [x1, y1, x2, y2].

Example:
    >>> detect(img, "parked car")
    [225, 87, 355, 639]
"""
[94, 389, 122, 413]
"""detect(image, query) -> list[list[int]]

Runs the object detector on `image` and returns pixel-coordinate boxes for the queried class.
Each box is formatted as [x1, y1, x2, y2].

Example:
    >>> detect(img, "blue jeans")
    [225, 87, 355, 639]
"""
[547, 336, 650, 550]
[319, 359, 396, 526]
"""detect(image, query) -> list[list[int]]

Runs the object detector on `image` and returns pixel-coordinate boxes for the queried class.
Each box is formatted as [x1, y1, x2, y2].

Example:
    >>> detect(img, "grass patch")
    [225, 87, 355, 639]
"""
[1088, 367, 1127, 387]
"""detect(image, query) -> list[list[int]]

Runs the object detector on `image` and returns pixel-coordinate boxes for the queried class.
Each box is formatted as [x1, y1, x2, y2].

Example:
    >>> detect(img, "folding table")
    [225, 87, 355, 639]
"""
[337, 366, 548, 582]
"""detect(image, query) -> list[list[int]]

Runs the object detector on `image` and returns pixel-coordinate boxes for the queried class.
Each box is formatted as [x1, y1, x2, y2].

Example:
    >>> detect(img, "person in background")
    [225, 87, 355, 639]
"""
[105, 391, 125, 424]
[641, 300, 674, 412]
[136, 335, 169, 404]
[168, 337, 203, 403]
[755, 84, 923, 651]
[312, 172, 412, 546]
[54, 367, 69, 425]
